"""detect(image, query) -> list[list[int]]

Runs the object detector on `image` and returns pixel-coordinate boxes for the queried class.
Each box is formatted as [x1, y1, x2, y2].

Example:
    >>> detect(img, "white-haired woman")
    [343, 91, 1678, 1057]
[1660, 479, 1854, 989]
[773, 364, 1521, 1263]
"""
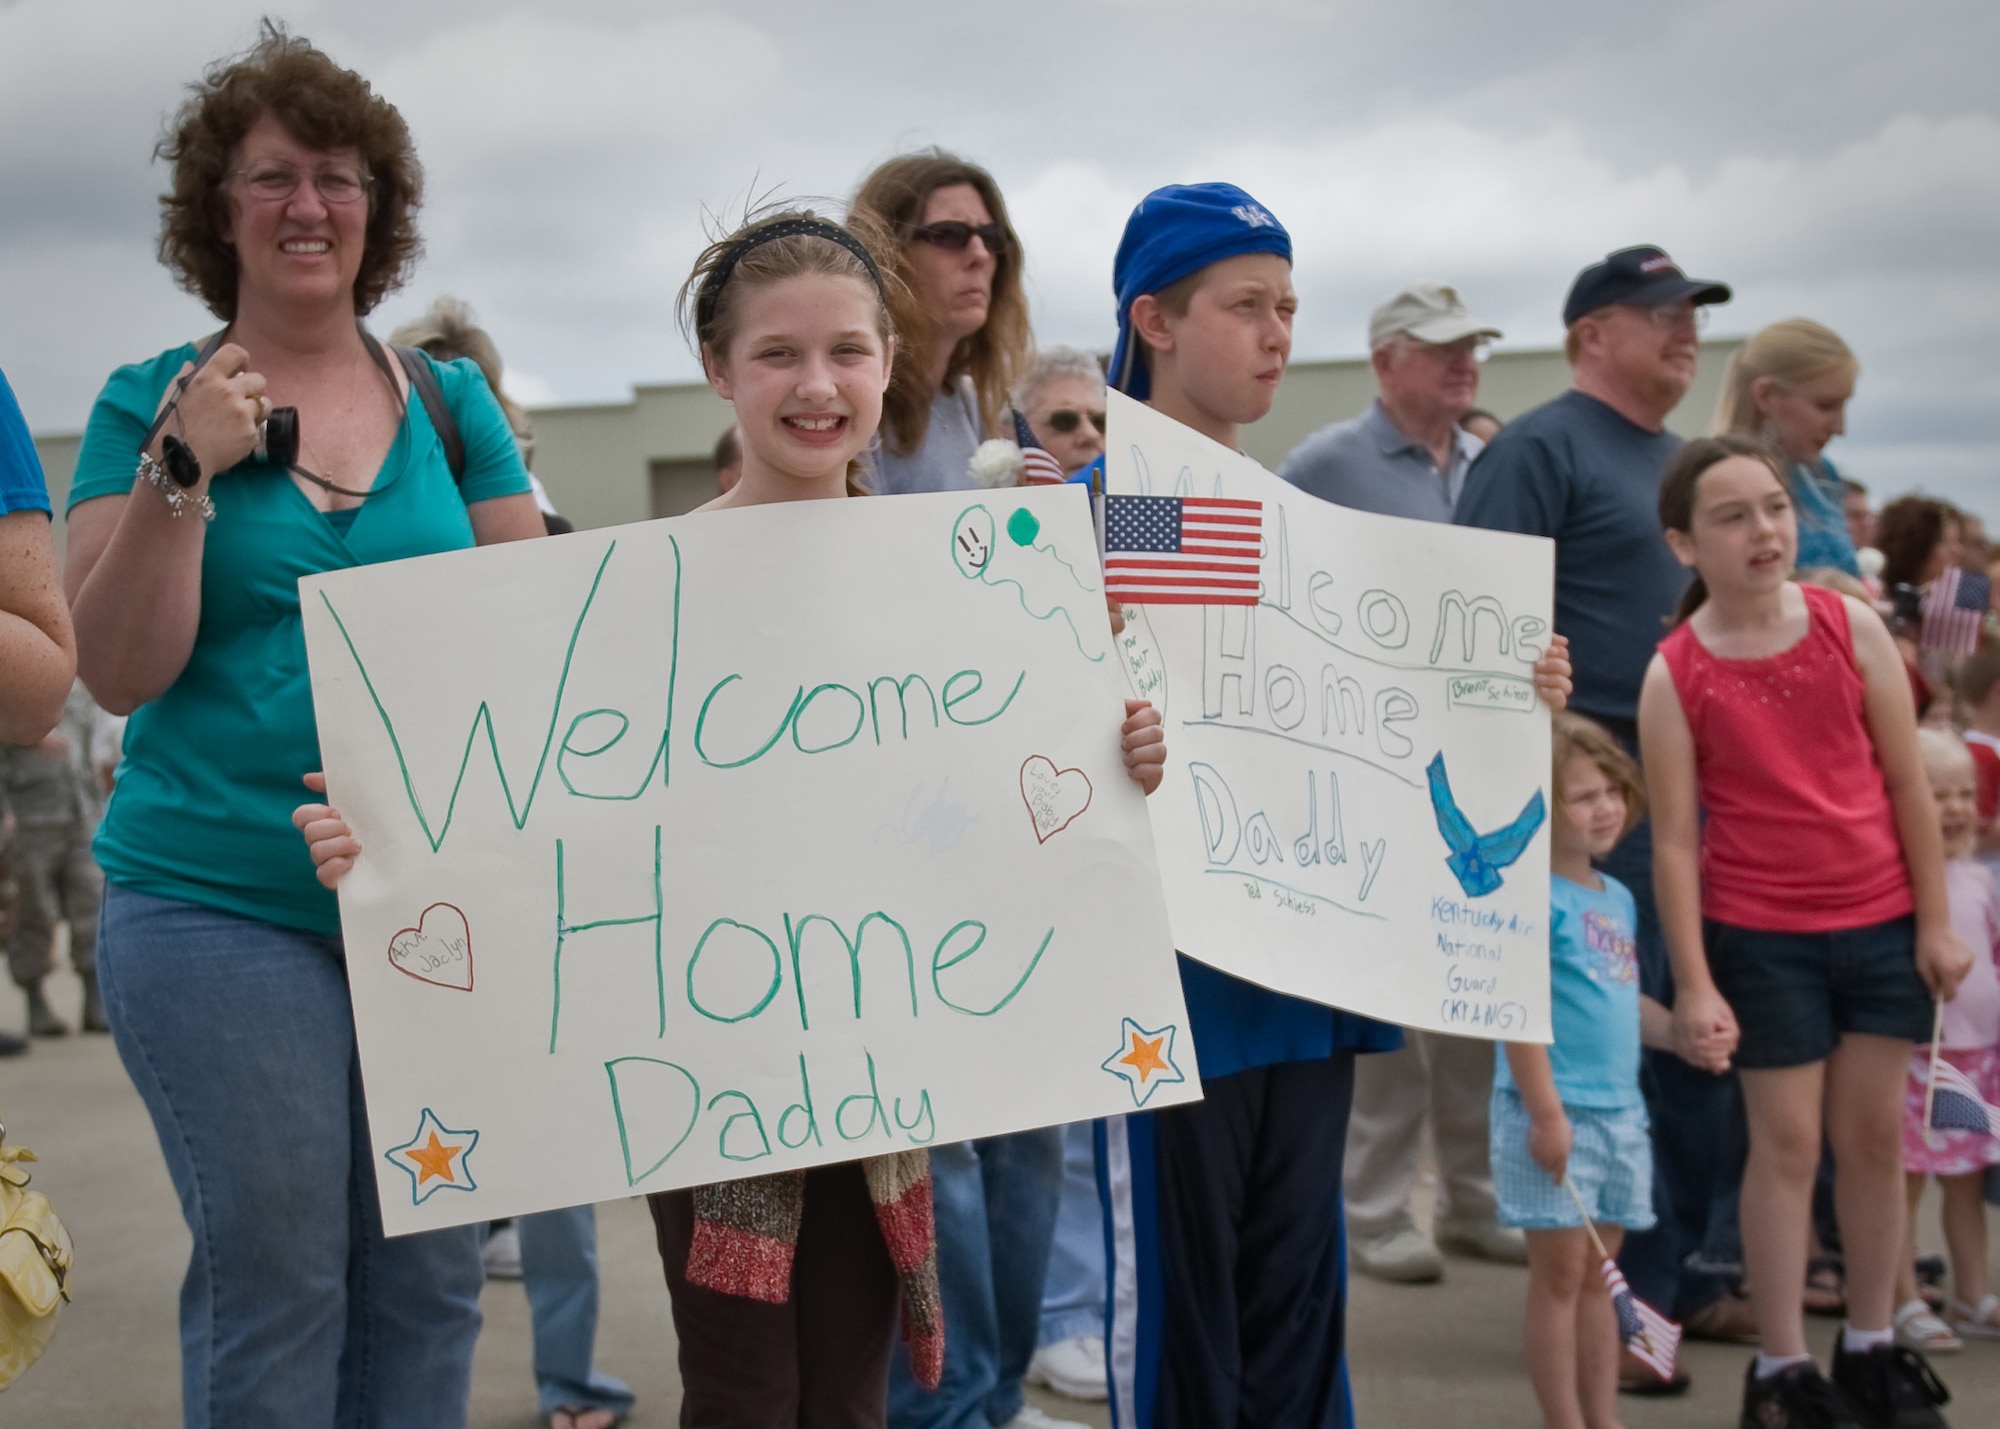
[1015, 347, 1106, 477]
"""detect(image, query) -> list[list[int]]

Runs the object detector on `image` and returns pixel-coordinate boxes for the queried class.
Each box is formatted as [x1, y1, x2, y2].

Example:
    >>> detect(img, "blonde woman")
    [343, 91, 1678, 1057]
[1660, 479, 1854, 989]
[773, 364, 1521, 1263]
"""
[1714, 318, 1862, 576]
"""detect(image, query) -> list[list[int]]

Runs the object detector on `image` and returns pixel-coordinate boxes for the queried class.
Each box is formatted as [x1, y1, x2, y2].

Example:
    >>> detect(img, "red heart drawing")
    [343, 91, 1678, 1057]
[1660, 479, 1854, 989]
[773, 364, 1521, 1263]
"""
[388, 903, 474, 991]
[1020, 755, 1093, 844]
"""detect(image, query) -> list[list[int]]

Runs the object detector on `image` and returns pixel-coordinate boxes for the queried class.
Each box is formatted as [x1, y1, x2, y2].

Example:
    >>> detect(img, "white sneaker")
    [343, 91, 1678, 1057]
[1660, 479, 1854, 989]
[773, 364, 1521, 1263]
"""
[481, 1221, 523, 1280]
[1435, 1215, 1529, 1265]
[999, 1407, 1089, 1429]
[1350, 1225, 1444, 1283]
[1027, 1334, 1108, 1401]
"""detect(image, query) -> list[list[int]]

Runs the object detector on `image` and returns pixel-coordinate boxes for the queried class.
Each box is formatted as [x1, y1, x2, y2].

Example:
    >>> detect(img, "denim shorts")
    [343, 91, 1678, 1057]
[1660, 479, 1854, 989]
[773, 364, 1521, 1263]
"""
[1490, 1089, 1655, 1231]
[1705, 914, 1931, 1069]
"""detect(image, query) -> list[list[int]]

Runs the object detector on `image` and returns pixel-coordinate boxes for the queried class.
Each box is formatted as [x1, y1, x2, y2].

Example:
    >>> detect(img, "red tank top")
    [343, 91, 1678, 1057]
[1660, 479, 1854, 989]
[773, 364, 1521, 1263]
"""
[1658, 583, 1913, 931]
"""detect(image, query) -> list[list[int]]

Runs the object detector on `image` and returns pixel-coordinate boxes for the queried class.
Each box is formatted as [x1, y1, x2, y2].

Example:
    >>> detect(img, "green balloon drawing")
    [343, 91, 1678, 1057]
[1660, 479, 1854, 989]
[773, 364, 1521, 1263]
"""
[1007, 507, 1041, 547]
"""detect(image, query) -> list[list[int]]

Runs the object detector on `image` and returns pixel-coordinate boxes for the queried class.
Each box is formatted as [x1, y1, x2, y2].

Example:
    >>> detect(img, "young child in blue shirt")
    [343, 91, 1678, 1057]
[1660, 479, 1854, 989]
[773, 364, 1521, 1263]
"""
[1494, 712, 1664, 1429]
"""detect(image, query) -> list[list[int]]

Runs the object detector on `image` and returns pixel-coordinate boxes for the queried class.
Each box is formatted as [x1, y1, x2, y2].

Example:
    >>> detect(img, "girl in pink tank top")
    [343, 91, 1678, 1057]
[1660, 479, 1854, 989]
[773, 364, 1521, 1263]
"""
[1638, 436, 1971, 1424]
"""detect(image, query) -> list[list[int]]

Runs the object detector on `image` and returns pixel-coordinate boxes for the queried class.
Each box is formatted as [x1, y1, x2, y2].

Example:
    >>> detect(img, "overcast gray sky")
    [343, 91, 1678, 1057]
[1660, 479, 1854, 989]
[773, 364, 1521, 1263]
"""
[3, 0, 1996, 511]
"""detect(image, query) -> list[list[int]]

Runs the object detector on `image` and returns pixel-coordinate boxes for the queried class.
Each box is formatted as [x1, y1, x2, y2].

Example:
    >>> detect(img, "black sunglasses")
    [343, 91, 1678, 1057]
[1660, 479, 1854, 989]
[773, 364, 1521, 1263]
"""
[1045, 408, 1106, 435]
[910, 221, 1009, 254]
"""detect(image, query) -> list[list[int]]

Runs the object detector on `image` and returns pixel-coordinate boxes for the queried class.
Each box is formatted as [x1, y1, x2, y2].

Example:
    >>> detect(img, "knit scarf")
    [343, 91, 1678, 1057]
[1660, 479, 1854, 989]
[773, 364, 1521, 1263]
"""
[686, 1150, 943, 1389]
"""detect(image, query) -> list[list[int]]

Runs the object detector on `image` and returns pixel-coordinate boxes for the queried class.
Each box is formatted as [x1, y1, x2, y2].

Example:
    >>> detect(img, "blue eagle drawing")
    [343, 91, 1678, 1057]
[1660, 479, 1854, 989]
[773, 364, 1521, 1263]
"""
[1425, 752, 1546, 898]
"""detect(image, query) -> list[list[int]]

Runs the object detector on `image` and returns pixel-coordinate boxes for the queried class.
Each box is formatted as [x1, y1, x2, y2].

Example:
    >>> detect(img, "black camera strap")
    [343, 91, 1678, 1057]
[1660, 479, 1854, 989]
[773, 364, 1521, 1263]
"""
[139, 325, 468, 489]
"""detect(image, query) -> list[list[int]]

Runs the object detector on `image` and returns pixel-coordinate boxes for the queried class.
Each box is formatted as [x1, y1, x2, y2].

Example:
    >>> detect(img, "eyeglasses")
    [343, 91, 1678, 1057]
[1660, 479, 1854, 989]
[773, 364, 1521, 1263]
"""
[1044, 408, 1106, 436]
[1629, 300, 1711, 333]
[909, 221, 1009, 254]
[231, 162, 371, 205]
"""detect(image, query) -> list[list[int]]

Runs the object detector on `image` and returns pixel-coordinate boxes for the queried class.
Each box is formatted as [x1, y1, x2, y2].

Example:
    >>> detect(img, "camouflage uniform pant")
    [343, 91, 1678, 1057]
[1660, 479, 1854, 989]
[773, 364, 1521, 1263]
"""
[6, 823, 101, 986]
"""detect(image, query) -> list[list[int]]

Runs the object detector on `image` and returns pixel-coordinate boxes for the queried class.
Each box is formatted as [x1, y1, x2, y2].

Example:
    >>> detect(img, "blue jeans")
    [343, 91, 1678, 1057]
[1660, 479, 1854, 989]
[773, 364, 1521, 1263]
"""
[1599, 820, 1742, 1320]
[516, 1207, 635, 1418]
[1039, 1121, 1106, 1348]
[98, 885, 484, 1428]
[890, 1127, 1066, 1429]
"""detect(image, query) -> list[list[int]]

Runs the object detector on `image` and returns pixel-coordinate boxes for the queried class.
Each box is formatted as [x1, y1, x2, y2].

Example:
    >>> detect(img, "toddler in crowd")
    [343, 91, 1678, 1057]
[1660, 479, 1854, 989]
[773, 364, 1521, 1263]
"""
[1892, 729, 2000, 1351]
[1494, 712, 1660, 1429]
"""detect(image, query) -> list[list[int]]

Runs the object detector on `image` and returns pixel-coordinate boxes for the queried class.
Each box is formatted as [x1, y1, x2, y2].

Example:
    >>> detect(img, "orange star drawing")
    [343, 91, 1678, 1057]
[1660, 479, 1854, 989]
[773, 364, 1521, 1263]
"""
[1120, 1031, 1170, 1082]
[404, 1131, 462, 1185]
[1102, 1018, 1185, 1107]
[384, 1108, 481, 1205]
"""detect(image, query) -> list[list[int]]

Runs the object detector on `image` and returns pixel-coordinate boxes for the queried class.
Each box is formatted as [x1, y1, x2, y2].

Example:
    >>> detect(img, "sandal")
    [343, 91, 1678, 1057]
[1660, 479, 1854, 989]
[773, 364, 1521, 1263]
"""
[1893, 1298, 1963, 1354]
[1948, 1293, 2000, 1339]
[1803, 1255, 1846, 1317]
[549, 1410, 622, 1429]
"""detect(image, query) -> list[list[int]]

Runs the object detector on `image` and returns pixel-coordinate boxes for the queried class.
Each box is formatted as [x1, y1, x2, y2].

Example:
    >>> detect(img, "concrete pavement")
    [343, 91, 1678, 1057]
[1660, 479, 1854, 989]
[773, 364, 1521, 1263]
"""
[3, 961, 1997, 1426]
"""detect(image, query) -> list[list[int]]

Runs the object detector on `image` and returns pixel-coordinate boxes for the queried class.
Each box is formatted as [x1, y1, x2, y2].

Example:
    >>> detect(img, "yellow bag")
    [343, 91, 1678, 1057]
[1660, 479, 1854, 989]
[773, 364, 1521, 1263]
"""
[0, 1125, 73, 1391]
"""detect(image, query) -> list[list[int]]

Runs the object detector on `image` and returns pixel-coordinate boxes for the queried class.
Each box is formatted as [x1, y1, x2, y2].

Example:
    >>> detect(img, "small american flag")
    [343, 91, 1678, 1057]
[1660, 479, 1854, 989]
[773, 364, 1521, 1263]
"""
[1929, 1059, 2000, 1136]
[1601, 1258, 1681, 1379]
[1920, 568, 1991, 656]
[1011, 410, 1068, 486]
[1103, 495, 1262, 606]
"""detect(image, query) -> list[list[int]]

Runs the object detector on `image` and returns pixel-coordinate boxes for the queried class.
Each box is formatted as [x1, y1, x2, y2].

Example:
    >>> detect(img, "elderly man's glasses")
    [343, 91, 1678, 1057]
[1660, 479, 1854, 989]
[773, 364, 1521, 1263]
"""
[231, 162, 371, 205]
[910, 221, 1008, 254]
[1044, 408, 1106, 435]
[1630, 301, 1711, 333]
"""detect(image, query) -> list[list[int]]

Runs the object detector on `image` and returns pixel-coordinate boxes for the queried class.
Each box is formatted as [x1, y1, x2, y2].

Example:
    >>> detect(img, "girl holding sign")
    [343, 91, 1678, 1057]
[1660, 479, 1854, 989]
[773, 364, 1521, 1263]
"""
[1640, 435, 1969, 1428]
[298, 206, 1169, 1426]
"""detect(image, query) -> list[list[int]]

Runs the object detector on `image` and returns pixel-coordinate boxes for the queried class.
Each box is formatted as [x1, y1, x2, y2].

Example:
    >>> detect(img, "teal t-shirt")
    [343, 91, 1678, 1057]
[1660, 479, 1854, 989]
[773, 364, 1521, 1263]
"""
[68, 343, 532, 935]
[1496, 873, 1644, 1109]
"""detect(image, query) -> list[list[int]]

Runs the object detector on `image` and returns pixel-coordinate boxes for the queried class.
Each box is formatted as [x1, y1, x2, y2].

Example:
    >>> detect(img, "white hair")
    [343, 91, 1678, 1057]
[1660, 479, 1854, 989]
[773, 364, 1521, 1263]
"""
[1013, 346, 1105, 410]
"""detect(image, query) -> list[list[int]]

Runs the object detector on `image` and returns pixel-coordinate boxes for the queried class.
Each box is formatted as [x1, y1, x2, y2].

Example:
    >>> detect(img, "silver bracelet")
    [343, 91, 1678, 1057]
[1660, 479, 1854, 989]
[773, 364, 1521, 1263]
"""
[137, 453, 216, 522]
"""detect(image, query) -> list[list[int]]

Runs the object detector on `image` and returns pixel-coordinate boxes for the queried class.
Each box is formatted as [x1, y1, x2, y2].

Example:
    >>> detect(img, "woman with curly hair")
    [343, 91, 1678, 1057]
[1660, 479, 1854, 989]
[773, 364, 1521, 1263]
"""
[849, 150, 1034, 494]
[62, 24, 542, 1425]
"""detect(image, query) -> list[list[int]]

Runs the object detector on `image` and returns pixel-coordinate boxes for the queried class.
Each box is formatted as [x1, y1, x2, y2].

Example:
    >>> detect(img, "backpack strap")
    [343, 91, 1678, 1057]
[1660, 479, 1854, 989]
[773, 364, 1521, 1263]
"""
[390, 344, 466, 485]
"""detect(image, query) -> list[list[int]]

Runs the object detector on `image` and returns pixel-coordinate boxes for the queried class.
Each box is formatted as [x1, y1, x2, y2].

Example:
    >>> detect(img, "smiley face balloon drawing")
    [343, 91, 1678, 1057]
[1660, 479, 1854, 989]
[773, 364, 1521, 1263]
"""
[951, 502, 1107, 663]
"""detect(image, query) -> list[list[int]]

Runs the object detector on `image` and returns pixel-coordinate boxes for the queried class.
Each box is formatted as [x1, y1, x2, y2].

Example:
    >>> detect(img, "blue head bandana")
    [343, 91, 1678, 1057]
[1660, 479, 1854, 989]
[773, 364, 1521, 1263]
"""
[1109, 183, 1293, 400]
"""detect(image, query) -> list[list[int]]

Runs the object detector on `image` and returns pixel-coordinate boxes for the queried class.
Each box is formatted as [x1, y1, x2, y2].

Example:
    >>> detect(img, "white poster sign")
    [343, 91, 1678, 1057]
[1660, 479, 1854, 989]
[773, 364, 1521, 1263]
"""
[301, 487, 1196, 1235]
[1103, 390, 1556, 1040]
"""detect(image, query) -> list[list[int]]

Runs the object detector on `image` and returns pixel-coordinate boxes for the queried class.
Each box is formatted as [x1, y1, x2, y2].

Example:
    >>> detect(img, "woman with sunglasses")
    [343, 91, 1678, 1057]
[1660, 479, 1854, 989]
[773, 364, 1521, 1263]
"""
[61, 26, 542, 1425]
[1017, 347, 1107, 477]
[850, 150, 1033, 494]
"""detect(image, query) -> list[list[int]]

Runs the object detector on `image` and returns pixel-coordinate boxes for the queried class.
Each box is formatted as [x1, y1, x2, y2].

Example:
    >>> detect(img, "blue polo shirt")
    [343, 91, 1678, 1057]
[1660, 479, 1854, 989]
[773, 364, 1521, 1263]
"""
[0, 370, 50, 517]
[1277, 400, 1482, 523]
[1453, 390, 1687, 728]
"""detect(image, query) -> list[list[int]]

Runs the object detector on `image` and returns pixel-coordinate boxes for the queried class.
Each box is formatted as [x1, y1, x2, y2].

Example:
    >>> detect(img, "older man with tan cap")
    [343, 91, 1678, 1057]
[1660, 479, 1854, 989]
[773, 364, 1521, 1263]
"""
[1278, 283, 1500, 522]
[1276, 283, 1522, 1285]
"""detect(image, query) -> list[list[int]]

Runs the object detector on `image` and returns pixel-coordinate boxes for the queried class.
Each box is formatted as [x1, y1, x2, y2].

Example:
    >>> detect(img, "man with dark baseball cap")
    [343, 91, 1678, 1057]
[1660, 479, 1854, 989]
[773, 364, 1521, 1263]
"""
[1456, 245, 1756, 1395]
[1561, 246, 1731, 327]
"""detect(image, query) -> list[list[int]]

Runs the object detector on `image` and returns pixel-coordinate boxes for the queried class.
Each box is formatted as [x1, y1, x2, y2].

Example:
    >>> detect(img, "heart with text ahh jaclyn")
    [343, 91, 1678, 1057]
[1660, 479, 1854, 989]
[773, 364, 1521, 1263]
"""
[1020, 756, 1093, 844]
[388, 903, 474, 991]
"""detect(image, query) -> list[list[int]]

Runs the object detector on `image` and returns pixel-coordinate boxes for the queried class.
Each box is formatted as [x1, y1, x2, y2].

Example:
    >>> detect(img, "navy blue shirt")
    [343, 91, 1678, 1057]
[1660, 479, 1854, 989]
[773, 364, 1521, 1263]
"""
[0, 370, 50, 517]
[1453, 390, 1687, 728]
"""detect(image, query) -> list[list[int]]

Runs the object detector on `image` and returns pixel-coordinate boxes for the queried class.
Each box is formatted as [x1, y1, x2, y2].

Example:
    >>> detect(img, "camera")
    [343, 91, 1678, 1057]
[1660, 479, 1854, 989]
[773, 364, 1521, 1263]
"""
[255, 406, 301, 469]
[1888, 582, 1924, 634]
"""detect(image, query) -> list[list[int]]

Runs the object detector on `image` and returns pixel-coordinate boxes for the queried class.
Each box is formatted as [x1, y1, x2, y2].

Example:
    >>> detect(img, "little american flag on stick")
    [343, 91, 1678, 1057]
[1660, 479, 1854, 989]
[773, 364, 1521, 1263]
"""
[1011, 410, 1068, 487]
[1102, 494, 1263, 606]
[1919, 567, 1991, 656]
[1602, 1258, 1682, 1379]
[1561, 1175, 1680, 1379]
[1928, 1058, 2000, 1136]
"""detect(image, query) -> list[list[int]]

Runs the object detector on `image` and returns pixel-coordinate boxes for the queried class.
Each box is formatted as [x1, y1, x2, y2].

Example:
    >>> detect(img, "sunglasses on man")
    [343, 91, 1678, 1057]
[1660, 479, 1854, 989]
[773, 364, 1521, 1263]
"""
[910, 221, 1009, 254]
[1043, 409, 1106, 435]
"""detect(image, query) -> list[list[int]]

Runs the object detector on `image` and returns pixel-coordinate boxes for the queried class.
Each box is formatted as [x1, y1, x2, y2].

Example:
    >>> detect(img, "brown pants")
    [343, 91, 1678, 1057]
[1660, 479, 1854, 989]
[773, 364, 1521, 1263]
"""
[649, 1162, 900, 1428]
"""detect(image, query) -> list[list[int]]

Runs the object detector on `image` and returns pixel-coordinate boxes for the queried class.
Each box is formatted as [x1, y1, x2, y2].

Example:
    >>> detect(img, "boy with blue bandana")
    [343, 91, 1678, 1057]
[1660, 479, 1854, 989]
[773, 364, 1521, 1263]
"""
[1093, 184, 1403, 1429]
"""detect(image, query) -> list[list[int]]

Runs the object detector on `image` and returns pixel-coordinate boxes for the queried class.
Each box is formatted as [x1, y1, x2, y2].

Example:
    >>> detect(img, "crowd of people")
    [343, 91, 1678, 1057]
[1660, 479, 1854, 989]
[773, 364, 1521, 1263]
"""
[2, 21, 1998, 1429]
